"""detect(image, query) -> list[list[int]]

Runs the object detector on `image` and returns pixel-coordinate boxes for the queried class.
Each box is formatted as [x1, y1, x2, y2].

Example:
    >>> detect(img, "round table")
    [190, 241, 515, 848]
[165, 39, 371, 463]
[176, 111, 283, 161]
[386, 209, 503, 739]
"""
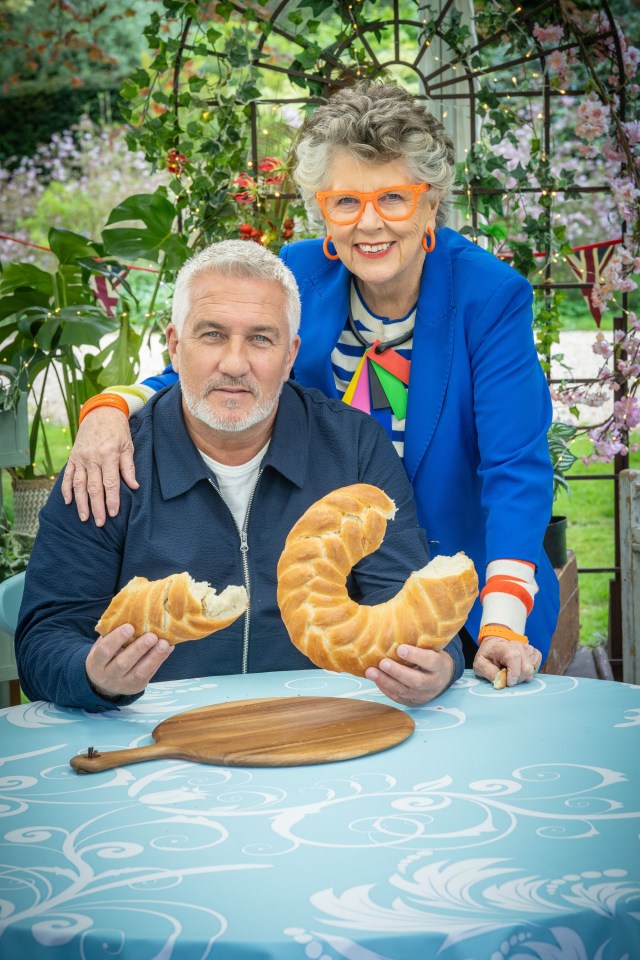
[1, 670, 639, 959]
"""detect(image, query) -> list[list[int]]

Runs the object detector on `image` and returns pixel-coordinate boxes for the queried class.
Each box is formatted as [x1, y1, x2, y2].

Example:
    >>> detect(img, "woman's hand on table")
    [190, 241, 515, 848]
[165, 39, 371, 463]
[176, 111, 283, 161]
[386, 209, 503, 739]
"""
[473, 636, 542, 687]
[365, 645, 455, 707]
[85, 623, 173, 699]
[61, 408, 138, 526]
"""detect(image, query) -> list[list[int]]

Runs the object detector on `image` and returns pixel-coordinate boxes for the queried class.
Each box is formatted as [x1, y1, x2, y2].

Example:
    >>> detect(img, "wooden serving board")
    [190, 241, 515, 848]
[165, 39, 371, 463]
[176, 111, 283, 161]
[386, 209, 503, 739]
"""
[69, 696, 415, 773]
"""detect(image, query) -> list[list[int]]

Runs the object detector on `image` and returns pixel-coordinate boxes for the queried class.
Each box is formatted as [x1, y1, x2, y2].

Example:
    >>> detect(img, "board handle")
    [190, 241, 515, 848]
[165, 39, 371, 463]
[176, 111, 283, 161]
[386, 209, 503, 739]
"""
[70, 742, 169, 774]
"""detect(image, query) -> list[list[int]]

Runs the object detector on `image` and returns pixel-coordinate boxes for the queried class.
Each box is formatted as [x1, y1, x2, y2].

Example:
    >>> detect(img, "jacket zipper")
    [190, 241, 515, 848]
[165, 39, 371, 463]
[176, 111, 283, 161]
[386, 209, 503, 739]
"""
[208, 470, 262, 674]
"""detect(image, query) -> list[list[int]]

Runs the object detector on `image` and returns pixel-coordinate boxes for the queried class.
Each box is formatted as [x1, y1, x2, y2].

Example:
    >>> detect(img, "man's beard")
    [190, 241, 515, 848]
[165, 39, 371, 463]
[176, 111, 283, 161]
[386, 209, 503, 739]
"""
[181, 375, 284, 433]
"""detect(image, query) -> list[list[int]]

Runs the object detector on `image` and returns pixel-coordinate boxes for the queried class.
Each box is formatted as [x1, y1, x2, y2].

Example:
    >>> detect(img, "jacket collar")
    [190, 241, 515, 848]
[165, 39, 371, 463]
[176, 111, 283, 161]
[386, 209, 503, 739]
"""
[299, 258, 351, 398]
[152, 381, 308, 501]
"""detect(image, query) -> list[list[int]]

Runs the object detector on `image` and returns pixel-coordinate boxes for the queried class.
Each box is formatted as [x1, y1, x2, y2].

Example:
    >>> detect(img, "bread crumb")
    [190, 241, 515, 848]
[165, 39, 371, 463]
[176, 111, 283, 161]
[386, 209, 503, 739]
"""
[492, 668, 507, 690]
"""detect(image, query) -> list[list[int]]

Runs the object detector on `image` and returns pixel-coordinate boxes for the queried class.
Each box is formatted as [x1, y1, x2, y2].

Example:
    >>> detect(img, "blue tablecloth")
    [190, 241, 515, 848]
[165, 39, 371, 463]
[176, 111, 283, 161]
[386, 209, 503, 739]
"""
[0, 670, 639, 960]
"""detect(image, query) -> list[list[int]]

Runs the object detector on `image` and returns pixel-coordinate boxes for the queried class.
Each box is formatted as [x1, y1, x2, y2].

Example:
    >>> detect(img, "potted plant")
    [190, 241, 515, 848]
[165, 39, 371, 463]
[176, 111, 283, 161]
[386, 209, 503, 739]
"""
[0, 227, 135, 534]
[0, 190, 189, 536]
[544, 420, 578, 569]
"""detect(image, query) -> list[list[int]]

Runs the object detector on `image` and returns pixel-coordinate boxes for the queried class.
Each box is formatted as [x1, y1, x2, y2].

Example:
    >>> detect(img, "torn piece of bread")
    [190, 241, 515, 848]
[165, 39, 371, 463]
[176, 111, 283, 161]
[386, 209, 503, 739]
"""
[492, 668, 508, 690]
[277, 483, 479, 676]
[96, 572, 248, 645]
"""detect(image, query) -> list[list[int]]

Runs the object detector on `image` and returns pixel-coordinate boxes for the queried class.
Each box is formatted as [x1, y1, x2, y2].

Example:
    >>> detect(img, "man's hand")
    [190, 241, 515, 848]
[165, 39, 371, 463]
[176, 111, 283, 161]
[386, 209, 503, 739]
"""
[85, 623, 173, 699]
[473, 636, 541, 687]
[61, 407, 138, 526]
[365, 644, 456, 707]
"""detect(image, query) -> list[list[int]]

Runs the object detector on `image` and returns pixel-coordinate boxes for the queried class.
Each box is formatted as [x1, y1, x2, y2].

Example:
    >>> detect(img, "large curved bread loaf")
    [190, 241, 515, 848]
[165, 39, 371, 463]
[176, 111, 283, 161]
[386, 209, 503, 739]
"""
[277, 484, 478, 676]
[96, 572, 248, 645]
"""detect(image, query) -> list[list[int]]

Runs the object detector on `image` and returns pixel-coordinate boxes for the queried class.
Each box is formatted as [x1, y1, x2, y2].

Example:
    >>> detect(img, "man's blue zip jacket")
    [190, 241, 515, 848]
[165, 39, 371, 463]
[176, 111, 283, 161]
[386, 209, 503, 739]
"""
[16, 381, 464, 710]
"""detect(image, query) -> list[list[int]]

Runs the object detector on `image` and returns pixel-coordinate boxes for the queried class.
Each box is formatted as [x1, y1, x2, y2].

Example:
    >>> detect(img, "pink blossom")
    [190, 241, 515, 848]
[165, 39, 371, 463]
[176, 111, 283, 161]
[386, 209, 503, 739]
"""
[621, 121, 640, 146]
[613, 396, 640, 428]
[533, 22, 564, 44]
[602, 138, 626, 162]
[618, 360, 640, 378]
[590, 284, 609, 312]
[623, 46, 640, 78]
[575, 94, 610, 140]
[584, 429, 628, 461]
[546, 49, 576, 87]
[592, 332, 612, 358]
[608, 176, 640, 223]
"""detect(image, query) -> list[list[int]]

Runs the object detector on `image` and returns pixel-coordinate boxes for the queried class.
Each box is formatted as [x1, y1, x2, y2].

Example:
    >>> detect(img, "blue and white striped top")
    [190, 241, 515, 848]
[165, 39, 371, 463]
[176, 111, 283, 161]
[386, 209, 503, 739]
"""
[330, 281, 416, 459]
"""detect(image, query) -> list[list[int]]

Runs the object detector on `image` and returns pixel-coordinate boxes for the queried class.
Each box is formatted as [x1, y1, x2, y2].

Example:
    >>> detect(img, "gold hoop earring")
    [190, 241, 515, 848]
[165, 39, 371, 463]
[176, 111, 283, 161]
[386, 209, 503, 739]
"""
[323, 235, 341, 261]
[422, 227, 436, 254]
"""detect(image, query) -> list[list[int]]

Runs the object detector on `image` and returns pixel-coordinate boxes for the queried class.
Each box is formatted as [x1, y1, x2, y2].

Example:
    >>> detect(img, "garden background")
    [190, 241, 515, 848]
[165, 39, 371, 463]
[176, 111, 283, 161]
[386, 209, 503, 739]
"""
[1, 0, 638, 666]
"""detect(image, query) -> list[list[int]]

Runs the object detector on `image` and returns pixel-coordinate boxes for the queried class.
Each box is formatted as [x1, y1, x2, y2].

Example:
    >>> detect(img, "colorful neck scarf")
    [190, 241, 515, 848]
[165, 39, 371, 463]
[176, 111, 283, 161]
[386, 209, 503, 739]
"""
[342, 309, 413, 420]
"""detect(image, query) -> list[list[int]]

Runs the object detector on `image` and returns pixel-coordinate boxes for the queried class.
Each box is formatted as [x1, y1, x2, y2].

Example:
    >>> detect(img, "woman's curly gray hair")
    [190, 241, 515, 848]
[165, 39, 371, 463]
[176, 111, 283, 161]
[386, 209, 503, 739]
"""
[293, 81, 456, 228]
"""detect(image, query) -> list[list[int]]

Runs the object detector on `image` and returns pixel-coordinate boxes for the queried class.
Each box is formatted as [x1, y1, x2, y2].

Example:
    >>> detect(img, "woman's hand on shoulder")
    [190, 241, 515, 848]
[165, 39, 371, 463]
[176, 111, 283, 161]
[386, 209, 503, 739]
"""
[61, 407, 138, 526]
[365, 644, 456, 706]
[473, 636, 541, 687]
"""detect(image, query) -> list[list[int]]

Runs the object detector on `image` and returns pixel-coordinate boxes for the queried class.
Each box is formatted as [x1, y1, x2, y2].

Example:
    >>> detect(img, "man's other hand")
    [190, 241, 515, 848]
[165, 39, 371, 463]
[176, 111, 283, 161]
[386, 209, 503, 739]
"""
[86, 623, 173, 699]
[365, 644, 456, 706]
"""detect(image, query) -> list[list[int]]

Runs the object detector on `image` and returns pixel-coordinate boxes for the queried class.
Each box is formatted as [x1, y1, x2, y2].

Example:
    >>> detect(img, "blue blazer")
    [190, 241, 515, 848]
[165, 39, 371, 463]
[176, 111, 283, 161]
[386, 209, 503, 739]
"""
[281, 230, 560, 659]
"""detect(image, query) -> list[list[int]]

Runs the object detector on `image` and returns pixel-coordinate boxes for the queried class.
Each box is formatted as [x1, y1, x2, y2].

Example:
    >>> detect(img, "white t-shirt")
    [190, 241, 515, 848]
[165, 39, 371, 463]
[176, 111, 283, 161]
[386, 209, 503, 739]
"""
[199, 442, 269, 531]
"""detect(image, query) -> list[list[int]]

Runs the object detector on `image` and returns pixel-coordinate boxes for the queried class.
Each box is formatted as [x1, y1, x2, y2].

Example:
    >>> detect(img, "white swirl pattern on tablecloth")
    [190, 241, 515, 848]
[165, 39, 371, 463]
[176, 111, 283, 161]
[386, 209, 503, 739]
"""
[0, 672, 638, 959]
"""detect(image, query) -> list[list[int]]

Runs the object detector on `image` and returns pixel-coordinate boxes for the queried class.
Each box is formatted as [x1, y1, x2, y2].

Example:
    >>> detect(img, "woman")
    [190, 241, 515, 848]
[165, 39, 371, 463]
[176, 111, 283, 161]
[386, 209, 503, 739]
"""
[63, 81, 557, 685]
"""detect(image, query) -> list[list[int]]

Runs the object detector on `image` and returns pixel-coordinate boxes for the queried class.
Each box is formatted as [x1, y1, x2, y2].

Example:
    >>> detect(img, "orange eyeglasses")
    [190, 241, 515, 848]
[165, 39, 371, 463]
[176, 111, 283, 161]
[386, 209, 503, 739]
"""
[315, 183, 429, 225]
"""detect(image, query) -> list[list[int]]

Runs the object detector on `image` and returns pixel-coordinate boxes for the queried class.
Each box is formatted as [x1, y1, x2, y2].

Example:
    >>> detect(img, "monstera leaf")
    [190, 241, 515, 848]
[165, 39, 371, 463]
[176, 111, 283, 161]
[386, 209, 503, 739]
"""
[0, 263, 53, 320]
[102, 189, 190, 270]
[48, 227, 100, 266]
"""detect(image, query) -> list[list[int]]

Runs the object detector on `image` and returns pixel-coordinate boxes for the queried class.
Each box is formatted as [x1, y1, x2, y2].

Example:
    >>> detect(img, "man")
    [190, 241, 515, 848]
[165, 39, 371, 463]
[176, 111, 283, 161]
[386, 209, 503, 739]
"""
[16, 240, 463, 710]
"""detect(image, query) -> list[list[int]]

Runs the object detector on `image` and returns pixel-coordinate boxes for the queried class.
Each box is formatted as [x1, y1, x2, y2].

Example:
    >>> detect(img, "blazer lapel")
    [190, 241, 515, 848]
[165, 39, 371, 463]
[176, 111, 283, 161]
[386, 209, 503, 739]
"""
[296, 260, 351, 398]
[404, 229, 456, 483]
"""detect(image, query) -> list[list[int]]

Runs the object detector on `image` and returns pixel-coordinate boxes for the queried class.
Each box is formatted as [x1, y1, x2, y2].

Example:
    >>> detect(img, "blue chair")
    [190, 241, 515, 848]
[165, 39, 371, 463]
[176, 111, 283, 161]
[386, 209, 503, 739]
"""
[0, 571, 25, 705]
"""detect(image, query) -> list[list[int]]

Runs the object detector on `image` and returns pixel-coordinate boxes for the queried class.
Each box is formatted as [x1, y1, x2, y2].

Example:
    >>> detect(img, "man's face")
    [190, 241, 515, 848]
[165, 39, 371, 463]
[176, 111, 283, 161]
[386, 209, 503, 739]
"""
[166, 272, 300, 438]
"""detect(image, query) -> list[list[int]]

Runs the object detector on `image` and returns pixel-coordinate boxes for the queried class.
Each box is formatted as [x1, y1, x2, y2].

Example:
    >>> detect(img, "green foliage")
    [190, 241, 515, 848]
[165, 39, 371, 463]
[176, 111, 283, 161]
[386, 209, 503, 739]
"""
[0, 191, 187, 477]
[103, 190, 189, 270]
[0, 509, 33, 582]
[0, 0, 150, 93]
[0, 0, 152, 161]
[534, 290, 567, 370]
[116, 0, 305, 251]
[548, 421, 578, 501]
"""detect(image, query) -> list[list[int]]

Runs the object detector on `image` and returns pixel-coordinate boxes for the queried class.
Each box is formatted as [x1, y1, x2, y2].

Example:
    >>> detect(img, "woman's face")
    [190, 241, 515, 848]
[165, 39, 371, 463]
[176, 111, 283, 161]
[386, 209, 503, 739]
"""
[321, 150, 438, 297]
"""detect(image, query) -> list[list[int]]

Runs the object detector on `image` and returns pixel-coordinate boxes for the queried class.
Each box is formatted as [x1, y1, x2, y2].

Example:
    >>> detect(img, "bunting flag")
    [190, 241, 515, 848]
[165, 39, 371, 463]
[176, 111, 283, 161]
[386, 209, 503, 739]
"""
[562, 239, 621, 327]
[343, 341, 410, 420]
[89, 265, 130, 318]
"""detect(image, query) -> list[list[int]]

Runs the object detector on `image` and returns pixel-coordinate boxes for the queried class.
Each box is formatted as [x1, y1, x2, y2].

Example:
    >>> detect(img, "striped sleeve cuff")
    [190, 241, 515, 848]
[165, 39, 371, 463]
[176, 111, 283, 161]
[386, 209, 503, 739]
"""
[100, 384, 155, 418]
[479, 559, 538, 636]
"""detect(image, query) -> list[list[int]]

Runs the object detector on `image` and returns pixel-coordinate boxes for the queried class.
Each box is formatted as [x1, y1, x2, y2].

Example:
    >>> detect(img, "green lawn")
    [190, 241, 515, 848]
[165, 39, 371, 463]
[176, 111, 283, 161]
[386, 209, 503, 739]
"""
[560, 435, 640, 647]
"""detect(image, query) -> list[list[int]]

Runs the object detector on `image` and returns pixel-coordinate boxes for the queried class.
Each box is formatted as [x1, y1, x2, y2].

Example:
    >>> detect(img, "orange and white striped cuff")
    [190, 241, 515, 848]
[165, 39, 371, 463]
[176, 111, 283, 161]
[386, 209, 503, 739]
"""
[479, 559, 538, 636]
[101, 384, 155, 418]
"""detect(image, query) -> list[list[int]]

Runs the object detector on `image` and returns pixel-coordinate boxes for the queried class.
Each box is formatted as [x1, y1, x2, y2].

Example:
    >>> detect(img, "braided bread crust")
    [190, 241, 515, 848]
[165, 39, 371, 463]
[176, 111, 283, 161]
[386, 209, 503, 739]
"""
[277, 483, 478, 676]
[96, 572, 247, 645]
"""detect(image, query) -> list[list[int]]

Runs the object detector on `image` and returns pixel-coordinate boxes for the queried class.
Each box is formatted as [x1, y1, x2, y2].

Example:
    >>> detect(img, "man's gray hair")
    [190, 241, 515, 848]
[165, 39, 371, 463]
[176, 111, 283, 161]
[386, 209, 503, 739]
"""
[294, 80, 456, 227]
[171, 239, 301, 339]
